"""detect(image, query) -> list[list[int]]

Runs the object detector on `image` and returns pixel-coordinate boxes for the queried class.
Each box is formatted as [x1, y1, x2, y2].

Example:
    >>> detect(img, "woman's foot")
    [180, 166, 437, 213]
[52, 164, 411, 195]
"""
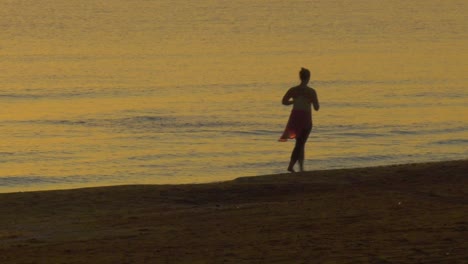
[287, 167, 295, 173]
[299, 160, 304, 172]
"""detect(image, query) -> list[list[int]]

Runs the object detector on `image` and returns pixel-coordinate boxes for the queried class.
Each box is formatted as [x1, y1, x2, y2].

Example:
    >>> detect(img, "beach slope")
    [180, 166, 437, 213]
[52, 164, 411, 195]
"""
[1, 160, 467, 263]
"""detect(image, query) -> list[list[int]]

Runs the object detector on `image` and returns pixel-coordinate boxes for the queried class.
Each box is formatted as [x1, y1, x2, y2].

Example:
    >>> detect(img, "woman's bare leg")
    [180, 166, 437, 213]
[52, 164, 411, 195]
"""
[290, 128, 312, 171]
[288, 138, 303, 172]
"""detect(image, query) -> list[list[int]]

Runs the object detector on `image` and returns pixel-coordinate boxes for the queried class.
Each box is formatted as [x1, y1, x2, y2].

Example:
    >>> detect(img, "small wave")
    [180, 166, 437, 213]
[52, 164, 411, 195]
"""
[0, 93, 43, 100]
[310, 154, 412, 170]
[12, 119, 93, 127]
[0, 91, 89, 100]
[330, 154, 397, 163]
[0, 174, 124, 190]
[229, 130, 278, 136]
[53, 120, 88, 126]
[124, 116, 168, 122]
[314, 78, 444, 87]
[431, 139, 468, 145]
[0, 176, 62, 186]
[0, 86, 133, 100]
[128, 153, 181, 161]
[390, 125, 468, 136]
[389, 130, 419, 135]
[8, 115, 255, 134]
[333, 132, 385, 138]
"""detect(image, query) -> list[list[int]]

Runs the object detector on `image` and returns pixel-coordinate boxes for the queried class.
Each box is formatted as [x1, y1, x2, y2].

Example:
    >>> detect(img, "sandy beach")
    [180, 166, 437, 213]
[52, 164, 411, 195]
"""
[0, 160, 467, 263]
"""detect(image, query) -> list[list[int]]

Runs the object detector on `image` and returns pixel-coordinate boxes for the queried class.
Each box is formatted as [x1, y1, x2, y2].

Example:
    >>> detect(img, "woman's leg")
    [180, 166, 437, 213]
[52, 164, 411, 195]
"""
[296, 127, 312, 172]
[288, 141, 301, 172]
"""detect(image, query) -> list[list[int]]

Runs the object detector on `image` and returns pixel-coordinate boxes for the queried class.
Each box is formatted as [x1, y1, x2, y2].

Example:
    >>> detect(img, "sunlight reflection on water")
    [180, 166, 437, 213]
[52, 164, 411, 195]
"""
[0, 0, 467, 192]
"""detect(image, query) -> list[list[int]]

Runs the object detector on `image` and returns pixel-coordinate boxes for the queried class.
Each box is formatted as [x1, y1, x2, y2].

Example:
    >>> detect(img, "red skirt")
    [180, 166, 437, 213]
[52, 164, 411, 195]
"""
[279, 110, 312, 142]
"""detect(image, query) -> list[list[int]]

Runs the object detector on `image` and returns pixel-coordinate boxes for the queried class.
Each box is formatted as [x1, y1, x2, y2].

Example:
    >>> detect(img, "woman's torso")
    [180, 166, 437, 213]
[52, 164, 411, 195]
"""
[292, 87, 312, 112]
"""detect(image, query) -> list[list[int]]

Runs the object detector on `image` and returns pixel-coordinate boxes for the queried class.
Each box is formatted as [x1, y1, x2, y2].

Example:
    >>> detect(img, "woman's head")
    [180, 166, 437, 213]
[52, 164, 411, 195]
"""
[299, 68, 310, 83]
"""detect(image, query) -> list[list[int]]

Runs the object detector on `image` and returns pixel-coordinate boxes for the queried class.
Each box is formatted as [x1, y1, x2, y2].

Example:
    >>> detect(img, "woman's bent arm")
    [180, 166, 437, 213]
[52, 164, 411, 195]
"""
[282, 89, 294, 105]
[311, 90, 320, 111]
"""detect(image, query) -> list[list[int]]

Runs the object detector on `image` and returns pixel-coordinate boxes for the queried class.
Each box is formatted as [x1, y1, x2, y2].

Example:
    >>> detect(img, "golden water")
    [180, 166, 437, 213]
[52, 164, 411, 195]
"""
[1, 0, 467, 192]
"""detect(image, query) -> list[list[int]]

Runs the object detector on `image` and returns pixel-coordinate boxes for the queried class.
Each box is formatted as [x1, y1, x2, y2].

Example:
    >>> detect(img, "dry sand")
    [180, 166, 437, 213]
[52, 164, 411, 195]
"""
[0, 160, 467, 264]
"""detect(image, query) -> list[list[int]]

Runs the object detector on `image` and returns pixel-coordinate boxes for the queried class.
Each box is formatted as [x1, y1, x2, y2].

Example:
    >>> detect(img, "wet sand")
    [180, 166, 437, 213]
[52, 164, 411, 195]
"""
[1, 160, 467, 263]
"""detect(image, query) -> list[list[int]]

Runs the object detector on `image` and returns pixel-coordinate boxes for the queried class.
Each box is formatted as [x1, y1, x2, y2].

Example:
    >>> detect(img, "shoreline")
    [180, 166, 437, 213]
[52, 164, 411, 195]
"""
[1, 158, 466, 195]
[1, 159, 467, 263]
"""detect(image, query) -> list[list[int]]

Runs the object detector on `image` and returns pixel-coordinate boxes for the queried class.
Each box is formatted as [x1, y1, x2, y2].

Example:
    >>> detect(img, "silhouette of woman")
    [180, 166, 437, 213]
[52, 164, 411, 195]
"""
[279, 68, 320, 172]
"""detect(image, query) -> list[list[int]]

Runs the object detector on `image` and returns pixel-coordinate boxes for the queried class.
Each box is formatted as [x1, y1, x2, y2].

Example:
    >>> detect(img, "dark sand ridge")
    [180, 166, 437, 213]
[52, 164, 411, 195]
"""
[1, 160, 467, 263]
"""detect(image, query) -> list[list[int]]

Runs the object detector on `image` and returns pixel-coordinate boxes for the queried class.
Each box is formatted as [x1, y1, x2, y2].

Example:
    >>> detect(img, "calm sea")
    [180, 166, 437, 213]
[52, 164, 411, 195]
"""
[1, 0, 467, 193]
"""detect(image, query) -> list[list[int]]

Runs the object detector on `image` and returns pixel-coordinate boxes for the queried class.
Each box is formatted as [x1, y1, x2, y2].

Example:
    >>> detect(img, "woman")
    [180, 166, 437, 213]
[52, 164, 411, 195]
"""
[279, 68, 320, 172]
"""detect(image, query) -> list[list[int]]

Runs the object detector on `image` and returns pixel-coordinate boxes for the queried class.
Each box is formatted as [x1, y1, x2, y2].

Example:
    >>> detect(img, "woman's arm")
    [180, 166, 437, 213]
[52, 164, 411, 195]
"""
[311, 89, 320, 111]
[282, 88, 294, 105]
